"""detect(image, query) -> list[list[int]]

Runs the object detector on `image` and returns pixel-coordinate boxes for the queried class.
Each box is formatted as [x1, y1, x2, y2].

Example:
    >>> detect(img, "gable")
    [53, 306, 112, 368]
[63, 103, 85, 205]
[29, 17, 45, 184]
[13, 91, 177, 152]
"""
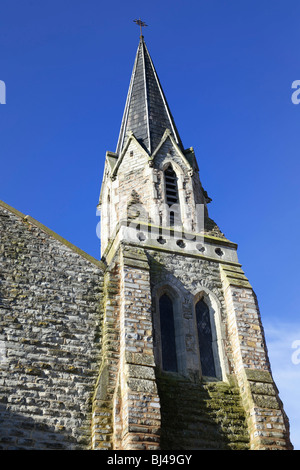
[111, 133, 150, 180]
[151, 131, 193, 174]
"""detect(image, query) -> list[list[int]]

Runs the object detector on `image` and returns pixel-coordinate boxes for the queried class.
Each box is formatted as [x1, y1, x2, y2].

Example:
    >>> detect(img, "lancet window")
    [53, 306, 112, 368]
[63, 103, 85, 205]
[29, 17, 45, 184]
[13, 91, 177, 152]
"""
[195, 298, 216, 377]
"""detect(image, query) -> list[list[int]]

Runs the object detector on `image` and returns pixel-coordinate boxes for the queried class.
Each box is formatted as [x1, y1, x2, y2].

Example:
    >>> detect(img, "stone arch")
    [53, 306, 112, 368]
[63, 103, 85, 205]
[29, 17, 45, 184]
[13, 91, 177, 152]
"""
[160, 159, 185, 177]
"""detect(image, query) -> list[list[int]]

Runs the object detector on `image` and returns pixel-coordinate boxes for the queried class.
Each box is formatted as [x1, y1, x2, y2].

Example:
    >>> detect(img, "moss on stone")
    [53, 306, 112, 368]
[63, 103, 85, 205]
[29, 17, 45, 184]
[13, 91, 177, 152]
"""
[156, 373, 250, 450]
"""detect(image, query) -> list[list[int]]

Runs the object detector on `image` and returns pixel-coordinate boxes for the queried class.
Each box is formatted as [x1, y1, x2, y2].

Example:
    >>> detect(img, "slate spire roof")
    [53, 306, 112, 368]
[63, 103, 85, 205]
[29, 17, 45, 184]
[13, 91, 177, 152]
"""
[116, 36, 183, 156]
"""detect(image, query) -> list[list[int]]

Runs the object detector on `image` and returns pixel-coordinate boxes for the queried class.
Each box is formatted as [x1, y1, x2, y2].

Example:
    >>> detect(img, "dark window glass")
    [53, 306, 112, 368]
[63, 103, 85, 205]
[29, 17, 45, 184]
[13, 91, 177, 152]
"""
[164, 167, 180, 226]
[159, 294, 178, 372]
[196, 299, 216, 377]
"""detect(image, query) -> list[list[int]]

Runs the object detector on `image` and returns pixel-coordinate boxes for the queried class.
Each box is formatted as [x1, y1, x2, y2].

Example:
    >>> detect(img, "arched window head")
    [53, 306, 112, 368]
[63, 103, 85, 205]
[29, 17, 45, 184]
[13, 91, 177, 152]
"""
[164, 165, 180, 227]
[196, 298, 216, 377]
[159, 293, 178, 372]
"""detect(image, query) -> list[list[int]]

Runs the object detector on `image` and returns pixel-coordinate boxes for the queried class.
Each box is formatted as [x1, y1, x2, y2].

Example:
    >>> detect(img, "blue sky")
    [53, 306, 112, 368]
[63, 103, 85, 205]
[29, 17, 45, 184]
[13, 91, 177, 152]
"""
[1, 0, 300, 449]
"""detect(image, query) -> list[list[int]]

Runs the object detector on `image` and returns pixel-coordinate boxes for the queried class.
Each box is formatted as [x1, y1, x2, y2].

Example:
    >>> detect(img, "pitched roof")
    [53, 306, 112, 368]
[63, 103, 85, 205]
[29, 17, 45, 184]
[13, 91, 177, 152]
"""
[116, 36, 183, 156]
[0, 200, 105, 269]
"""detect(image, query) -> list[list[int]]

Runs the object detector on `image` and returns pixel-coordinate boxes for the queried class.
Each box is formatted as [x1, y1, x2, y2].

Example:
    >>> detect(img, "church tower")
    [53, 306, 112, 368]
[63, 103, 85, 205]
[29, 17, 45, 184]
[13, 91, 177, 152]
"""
[95, 34, 292, 450]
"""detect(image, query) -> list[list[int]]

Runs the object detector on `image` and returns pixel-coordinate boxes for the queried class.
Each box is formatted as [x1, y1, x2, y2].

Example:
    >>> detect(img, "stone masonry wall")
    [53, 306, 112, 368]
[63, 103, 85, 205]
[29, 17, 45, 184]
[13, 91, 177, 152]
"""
[0, 202, 104, 450]
[142, 246, 251, 449]
[91, 245, 161, 450]
[220, 264, 293, 450]
[1, 196, 292, 450]
[116, 140, 153, 223]
[118, 246, 161, 450]
[145, 245, 292, 450]
[147, 247, 231, 378]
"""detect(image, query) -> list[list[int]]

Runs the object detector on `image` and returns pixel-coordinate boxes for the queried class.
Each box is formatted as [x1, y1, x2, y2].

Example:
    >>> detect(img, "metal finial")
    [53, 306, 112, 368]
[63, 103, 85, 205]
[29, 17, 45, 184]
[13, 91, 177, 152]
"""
[133, 18, 148, 37]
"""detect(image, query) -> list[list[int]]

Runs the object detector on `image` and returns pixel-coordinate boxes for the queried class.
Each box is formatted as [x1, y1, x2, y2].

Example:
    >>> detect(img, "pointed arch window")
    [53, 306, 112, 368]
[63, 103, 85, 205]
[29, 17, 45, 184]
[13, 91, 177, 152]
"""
[196, 298, 216, 377]
[164, 165, 180, 226]
[159, 293, 178, 372]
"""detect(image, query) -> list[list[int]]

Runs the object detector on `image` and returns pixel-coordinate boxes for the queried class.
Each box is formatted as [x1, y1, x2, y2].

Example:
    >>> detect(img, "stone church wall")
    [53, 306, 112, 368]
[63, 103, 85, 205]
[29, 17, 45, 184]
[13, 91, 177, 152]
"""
[0, 202, 104, 450]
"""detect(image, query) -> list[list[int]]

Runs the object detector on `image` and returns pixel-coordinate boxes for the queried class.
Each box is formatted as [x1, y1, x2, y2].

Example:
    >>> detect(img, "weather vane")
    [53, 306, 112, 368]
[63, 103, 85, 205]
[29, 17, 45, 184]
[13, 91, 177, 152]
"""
[133, 18, 148, 37]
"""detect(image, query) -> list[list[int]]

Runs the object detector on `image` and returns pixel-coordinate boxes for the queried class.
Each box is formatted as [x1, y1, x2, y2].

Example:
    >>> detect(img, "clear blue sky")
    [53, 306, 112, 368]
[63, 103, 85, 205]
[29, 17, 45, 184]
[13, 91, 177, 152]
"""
[1, 0, 300, 449]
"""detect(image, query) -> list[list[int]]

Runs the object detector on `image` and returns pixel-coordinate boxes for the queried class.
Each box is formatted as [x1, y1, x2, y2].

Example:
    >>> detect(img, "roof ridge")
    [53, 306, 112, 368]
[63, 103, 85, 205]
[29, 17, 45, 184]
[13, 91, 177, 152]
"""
[142, 39, 183, 151]
[141, 38, 151, 154]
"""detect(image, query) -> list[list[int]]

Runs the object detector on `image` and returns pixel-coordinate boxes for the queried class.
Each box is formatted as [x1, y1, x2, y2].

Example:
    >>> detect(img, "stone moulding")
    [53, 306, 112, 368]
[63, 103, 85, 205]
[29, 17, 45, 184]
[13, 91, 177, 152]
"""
[102, 219, 240, 267]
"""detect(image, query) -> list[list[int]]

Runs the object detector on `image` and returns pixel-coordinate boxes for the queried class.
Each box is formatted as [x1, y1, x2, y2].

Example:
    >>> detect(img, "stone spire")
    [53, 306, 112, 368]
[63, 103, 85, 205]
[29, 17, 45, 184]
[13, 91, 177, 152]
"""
[116, 36, 183, 156]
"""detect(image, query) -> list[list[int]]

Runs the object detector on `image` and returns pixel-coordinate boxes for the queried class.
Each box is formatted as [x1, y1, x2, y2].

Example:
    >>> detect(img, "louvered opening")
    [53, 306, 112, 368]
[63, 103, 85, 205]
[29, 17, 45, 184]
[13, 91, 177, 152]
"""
[164, 166, 180, 226]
